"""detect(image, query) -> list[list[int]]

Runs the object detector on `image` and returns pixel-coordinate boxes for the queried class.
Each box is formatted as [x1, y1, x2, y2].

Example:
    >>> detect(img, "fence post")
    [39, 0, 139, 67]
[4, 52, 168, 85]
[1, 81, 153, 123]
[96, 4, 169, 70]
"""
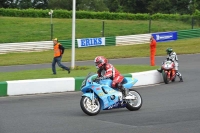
[49, 10, 54, 40]
[192, 17, 194, 29]
[102, 21, 105, 37]
[149, 15, 151, 33]
[51, 24, 53, 40]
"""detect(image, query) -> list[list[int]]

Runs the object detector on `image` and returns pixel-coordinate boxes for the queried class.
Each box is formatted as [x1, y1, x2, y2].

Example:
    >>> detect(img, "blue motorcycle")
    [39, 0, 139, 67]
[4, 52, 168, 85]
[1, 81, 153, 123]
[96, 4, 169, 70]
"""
[80, 72, 142, 116]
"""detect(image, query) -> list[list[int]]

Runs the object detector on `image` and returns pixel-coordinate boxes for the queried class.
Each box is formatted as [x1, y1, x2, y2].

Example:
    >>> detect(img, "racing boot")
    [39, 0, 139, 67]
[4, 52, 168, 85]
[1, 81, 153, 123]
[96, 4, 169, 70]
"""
[122, 87, 128, 97]
[119, 86, 131, 99]
[118, 83, 127, 97]
[176, 71, 183, 82]
[157, 68, 163, 73]
[122, 88, 135, 99]
[179, 76, 183, 82]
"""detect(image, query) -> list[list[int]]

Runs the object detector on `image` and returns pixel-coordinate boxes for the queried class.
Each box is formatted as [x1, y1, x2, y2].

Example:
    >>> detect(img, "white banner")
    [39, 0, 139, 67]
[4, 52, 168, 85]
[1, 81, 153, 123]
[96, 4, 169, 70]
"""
[77, 37, 105, 48]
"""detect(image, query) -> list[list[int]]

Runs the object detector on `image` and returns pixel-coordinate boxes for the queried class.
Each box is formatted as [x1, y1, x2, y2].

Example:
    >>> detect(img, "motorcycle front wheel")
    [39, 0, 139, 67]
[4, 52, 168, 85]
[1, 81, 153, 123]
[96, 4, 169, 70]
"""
[80, 96, 101, 116]
[162, 71, 169, 84]
[126, 90, 142, 111]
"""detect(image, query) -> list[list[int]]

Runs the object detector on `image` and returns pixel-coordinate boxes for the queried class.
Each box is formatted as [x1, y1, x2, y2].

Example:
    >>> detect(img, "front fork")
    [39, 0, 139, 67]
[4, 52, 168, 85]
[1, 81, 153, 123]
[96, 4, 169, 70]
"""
[90, 90, 96, 111]
[171, 70, 176, 79]
[91, 91, 95, 105]
[167, 71, 171, 79]
[167, 70, 176, 80]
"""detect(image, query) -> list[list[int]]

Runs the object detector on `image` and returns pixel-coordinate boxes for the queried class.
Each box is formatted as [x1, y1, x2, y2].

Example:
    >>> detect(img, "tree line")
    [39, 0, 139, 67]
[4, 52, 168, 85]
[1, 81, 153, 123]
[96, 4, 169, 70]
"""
[1, 0, 200, 15]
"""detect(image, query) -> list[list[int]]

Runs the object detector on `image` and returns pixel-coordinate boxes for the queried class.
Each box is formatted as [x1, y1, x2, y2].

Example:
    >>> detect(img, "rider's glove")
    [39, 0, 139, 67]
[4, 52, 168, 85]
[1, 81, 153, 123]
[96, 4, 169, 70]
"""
[94, 77, 101, 82]
[166, 58, 173, 62]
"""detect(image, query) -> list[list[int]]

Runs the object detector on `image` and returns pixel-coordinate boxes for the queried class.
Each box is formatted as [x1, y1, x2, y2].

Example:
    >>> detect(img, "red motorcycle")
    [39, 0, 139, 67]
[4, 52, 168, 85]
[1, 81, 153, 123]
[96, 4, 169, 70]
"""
[161, 60, 176, 84]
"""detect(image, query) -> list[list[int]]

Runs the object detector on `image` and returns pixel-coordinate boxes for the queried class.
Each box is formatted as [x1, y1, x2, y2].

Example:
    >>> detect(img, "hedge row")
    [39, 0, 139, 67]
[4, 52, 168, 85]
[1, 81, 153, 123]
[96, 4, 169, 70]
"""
[0, 8, 200, 21]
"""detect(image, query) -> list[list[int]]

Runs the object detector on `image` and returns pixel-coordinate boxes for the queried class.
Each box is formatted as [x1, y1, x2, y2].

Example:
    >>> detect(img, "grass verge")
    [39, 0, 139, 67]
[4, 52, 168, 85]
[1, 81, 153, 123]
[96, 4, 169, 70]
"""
[0, 65, 158, 81]
[0, 16, 199, 43]
[0, 38, 199, 66]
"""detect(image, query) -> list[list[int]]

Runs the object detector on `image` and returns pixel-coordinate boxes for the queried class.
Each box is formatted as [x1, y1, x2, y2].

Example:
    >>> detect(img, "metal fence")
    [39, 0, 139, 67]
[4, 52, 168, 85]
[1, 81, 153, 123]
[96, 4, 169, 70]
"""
[0, 37, 116, 54]
[0, 29, 199, 54]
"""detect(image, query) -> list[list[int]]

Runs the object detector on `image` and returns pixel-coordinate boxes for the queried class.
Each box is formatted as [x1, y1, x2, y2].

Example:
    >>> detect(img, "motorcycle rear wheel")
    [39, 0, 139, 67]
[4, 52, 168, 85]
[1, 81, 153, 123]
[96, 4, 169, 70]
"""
[80, 96, 101, 116]
[126, 90, 142, 111]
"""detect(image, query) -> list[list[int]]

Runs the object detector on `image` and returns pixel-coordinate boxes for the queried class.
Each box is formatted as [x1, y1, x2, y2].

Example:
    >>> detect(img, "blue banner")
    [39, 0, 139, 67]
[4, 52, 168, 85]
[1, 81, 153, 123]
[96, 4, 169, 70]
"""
[152, 31, 177, 42]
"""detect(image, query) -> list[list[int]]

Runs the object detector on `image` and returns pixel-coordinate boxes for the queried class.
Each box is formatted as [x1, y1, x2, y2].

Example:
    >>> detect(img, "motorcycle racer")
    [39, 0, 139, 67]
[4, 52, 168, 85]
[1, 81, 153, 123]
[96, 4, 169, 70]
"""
[157, 48, 183, 82]
[94, 56, 128, 97]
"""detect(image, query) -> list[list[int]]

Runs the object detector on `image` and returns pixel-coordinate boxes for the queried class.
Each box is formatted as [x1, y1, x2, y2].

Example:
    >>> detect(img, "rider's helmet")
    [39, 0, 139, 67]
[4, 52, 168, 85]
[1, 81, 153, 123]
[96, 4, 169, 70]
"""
[94, 56, 108, 69]
[166, 48, 173, 54]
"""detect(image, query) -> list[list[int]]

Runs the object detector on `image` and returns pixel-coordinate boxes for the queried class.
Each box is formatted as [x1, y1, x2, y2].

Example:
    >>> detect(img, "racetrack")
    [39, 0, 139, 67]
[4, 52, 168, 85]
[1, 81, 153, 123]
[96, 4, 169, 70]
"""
[0, 54, 200, 133]
[0, 54, 200, 72]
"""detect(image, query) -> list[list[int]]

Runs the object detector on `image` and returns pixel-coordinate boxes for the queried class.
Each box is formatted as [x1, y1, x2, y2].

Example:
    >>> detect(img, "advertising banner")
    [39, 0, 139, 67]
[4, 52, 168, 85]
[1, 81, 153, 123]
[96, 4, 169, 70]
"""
[152, 32, 177, 42]
[77, 37, 105, 48]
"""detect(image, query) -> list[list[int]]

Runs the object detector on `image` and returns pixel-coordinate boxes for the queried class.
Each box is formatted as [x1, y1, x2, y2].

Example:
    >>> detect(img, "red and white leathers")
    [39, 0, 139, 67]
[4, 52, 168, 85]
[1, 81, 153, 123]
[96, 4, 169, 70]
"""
[166, 52, 182, 77]
[97, 63, 124, 88]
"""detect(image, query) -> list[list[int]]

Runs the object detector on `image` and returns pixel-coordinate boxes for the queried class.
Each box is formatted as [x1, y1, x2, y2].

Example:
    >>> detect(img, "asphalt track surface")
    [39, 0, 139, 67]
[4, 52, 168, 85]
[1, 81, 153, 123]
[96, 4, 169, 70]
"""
[0, 54, 199, 72]
[0, 54, 200, 133]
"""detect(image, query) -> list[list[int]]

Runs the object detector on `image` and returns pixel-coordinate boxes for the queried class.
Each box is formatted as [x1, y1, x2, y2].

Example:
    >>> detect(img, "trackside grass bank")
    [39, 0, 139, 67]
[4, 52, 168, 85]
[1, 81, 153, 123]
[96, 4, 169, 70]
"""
[0, 38, 199, 66]
[0, 16, 199, 43]
[0, 65, 158, 81]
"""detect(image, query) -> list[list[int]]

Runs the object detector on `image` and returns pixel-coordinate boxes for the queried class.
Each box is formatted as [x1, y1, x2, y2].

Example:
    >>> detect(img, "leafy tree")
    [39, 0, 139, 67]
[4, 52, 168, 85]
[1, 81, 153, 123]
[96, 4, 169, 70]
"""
[134, 0, 149, 13]
[1, 0, 199, 16]
[104, 0, 119, 12]
[147, 0, 172, 14]
[175, 0, 191, 14]
[77, 0, 108, 11]
[0, 0, 6, 8]
[48, 0, 82, 10]
[0, 0, 15, 8]
[119, 0, 136, 13]
[197, 1, 200, 10]
[147, 0, 195, 14]
[18, 0, 32, 9]
[33, 0, 48, 9]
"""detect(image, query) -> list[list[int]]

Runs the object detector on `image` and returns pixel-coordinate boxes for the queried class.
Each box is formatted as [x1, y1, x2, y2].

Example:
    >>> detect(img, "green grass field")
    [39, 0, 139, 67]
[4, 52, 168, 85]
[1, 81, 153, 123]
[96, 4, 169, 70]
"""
[0, 16, 199, 43]
[0, 16, 199, 81]
[0, 37, 199, 66]
[0, 65, 158, 81]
